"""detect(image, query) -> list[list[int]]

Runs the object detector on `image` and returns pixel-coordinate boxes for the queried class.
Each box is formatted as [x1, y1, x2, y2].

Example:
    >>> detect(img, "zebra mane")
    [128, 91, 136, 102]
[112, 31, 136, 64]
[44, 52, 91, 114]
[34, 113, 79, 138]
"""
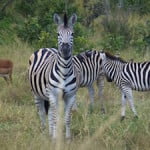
[64, 13, 68, 27]
[84, 50, 93, 57]
[105, 52, 127, 63]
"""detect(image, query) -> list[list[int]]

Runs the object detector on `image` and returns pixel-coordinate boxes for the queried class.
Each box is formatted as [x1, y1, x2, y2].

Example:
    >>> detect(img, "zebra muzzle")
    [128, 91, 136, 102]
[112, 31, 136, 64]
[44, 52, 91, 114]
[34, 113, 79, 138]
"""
[61, 43, 71, 58]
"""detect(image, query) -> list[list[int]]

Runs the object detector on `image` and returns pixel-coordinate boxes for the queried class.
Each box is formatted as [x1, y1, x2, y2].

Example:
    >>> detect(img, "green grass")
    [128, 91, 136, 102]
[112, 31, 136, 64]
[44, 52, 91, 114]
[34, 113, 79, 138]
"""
[0, 40, 150, 150]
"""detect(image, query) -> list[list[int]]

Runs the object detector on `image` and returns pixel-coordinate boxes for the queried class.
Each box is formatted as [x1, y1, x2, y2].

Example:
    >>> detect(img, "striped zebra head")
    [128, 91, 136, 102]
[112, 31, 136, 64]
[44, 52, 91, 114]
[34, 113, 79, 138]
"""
[100, 51, 113, 82]
[100, 51, 127, 82]
[54, 13, 77, 59]
[100, 51, 106, 65]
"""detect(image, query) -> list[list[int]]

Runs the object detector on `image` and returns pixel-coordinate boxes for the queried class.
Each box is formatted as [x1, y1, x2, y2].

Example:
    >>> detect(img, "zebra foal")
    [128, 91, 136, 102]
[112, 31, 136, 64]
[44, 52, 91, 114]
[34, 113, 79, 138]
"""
[28, 13, 78, 139]
[100, 51, 150, 120]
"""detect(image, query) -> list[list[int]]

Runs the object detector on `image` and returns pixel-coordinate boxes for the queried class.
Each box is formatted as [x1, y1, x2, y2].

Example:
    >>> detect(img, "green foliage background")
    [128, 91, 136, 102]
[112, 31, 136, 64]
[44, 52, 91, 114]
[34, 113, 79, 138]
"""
[1, 0, 150, 53]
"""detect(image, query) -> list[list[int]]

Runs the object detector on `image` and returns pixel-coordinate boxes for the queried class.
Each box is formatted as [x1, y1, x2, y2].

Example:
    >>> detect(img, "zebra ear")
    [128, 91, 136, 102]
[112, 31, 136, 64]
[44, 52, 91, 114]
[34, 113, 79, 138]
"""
[53, 13, 62, 25]
[100, 52, 106, 60]
[68, 13, 77, 26]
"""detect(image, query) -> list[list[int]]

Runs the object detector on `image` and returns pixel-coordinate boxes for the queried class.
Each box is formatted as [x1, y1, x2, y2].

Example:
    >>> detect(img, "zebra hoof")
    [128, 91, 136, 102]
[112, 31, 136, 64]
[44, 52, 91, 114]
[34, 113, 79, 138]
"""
[120, 116, 125, 121]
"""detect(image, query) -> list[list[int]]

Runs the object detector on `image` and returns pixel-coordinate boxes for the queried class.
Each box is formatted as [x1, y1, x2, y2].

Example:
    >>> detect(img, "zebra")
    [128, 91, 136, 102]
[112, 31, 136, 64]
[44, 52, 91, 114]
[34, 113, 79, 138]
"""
[28, 13, 78, 139]
[100, 51, 150, 120]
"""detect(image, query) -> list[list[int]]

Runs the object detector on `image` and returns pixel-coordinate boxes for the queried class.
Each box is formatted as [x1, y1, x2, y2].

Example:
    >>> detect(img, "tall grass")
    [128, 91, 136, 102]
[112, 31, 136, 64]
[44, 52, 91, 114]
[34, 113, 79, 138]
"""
[0, 40, 150, 150]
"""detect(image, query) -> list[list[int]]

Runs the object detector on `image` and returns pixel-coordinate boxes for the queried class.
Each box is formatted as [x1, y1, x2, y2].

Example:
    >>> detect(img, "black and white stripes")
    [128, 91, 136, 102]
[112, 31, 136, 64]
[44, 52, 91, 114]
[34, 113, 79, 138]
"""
[73, 50, 105, 111]
[28, 13, 77, 139]
[29, 48, 57, 100]
[31, 49, 105, 112]
[100, 52, 150, 120]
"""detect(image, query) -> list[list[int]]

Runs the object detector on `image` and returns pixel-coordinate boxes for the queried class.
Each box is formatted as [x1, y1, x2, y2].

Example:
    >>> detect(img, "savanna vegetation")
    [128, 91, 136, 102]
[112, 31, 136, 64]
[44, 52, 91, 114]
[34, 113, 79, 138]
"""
[0, 0, 150, 150]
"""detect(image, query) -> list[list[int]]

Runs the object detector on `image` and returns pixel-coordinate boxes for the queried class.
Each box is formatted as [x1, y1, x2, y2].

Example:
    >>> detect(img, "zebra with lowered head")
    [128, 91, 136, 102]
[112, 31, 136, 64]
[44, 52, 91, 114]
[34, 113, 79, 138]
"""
[28, 13, 78, 139]
[100, 51, 150, 120]
[73, 50, 105, 112]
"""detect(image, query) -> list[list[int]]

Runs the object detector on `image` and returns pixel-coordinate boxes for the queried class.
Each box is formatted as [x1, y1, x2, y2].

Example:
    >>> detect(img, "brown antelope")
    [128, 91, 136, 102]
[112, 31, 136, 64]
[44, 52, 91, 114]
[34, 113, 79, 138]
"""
[0, 59, 13, 84]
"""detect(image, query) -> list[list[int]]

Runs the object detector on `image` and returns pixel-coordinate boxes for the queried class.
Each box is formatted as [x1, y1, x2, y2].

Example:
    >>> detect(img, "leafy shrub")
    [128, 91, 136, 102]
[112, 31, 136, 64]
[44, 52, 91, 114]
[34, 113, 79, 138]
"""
[74, 23, 94, 54]
[15, 0, 36, 17]
[124, 0, 150, 14]
[100, 10, 130, 51]
[100, 33, 125, 51]
[37, 31, 57, 48]
[74, 36, 89, 54]
[130, 21, 150, 52]
[0, 16, 15, 44]
[17, 17, 41, 43]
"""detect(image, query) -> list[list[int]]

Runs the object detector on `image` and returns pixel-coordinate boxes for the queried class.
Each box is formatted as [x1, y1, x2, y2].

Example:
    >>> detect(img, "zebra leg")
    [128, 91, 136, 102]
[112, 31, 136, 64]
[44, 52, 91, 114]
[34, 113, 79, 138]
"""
[97, 75, 105, 113]
[88, 85, 95, 113]
[48, 106, 53, 137]
[126, 89, 138, 118]
[121, 92, 127, 121]
[48, 93, 58, 139]
[34, 96, 46, 130]
[64, 94, 76, 139]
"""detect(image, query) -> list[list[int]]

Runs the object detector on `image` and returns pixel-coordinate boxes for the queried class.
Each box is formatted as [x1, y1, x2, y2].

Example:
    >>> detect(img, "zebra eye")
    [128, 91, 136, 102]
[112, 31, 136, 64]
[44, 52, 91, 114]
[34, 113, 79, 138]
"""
[71, 33, 74, 36]
[57, 33, 60, 36]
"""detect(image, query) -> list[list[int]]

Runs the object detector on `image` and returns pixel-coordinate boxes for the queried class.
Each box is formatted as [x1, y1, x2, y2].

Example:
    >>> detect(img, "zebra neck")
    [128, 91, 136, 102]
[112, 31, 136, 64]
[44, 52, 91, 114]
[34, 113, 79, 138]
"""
[56, 55, 74, 76]
[105, 60, 124, 82]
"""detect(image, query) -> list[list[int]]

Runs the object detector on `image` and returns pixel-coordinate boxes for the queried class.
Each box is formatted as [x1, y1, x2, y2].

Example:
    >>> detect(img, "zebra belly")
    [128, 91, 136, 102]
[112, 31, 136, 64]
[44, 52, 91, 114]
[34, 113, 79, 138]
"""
[29, 73, 49, 100]
[132, 86, 150, 91]
[130, 78, 150, 91]
[32, 85, 48, 100]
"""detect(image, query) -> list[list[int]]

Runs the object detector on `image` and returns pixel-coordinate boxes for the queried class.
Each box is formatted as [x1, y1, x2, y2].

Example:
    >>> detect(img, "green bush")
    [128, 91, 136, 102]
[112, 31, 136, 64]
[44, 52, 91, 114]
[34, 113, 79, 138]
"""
[74, 23, 94, 54]
[124, 0, 150, 14]
[37, 31, 57, 48]
[100, 11, 130, 51]
[74, 36, 88, 54]
[17, 17, 41, 43]
[100, 33, 125, 51]
[130, 21, 150, 51]
[0, 16, 16, 45]
[15, 0, 36, 17]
